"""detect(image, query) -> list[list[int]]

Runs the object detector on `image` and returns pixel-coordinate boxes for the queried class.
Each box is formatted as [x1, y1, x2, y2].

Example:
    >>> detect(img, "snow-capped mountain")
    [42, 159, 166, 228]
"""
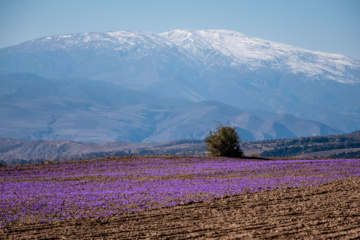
[161, 30, 359, 83]
[0, 30, 359, 142]
[4, 29, 358, 84]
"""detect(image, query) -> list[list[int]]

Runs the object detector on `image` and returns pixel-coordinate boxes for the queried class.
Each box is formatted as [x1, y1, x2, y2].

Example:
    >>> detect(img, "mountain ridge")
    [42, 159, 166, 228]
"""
[4, 29, 359, 84]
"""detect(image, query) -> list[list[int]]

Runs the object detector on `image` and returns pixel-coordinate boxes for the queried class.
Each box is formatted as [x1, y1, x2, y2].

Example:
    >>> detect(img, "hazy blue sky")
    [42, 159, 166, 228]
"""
[1, 0, 360, 59]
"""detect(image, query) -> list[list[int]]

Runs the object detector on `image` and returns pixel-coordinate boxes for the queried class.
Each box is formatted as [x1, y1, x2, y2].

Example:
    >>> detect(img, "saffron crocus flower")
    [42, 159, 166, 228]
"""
[1, 157, 359, 227]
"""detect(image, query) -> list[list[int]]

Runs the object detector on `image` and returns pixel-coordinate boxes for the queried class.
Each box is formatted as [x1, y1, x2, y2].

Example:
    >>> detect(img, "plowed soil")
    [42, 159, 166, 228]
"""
[2, 176, 359, 239]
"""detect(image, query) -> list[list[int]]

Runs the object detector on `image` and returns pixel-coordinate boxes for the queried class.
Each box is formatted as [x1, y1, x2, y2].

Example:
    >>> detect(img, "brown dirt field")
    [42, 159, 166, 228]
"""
[2, 176, 360, 240]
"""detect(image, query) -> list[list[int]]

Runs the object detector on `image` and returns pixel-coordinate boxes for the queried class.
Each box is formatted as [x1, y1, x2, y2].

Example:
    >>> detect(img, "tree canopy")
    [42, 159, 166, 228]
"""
[205, 125, 243, 158]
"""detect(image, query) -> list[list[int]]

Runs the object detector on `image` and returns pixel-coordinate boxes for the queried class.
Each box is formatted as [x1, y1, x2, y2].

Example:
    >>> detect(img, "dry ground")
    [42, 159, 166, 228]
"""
[2, 176, 359, 239]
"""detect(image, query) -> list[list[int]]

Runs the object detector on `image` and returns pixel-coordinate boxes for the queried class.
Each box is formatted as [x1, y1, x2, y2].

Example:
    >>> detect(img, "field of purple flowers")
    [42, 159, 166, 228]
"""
[1, 156, 360, 229]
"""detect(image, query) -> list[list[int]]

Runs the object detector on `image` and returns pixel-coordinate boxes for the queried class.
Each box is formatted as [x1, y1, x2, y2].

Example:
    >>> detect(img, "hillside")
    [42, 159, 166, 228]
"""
[0, 73, 340, 143]
[0, 136, 206, 165]
[242, 130, 360, 158]
[1, 130, 360, 165]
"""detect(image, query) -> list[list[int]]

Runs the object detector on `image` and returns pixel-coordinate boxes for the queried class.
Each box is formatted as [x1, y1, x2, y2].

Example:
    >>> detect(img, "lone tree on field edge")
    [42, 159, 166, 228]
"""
[205, 124, 243, 158]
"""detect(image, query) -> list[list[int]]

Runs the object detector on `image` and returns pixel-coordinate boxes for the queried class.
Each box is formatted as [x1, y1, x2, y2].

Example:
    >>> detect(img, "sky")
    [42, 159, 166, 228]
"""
[1, 0, 360, 59]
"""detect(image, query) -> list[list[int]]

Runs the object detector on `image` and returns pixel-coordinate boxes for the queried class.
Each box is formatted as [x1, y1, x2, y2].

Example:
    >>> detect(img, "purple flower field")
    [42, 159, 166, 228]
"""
[1, 157, 360, 228]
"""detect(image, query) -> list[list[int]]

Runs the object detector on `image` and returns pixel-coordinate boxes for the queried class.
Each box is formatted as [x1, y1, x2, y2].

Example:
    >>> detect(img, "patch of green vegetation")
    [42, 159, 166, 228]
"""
[329, 151, 360, 158]
[258, 130, 360, 158]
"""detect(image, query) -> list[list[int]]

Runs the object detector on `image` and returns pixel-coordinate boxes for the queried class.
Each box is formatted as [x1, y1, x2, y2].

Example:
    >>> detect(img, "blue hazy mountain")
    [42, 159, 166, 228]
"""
[0, 73, 340, 142]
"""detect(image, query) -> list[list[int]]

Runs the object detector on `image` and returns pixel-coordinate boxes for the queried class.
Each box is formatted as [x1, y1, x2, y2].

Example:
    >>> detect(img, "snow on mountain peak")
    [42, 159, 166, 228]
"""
[6, 29, 360, 84]
[160, 29, 359, 83]
[26, 31, 173, 54]
[161, 29, 287, 59]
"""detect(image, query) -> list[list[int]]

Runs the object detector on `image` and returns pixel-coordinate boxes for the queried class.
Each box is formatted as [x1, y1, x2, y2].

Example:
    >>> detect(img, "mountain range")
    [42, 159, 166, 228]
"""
[0, 29, 359, 143]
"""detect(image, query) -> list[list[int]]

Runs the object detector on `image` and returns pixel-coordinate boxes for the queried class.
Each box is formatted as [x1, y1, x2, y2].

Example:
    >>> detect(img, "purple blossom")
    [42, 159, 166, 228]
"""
[1, 157, 359, 227]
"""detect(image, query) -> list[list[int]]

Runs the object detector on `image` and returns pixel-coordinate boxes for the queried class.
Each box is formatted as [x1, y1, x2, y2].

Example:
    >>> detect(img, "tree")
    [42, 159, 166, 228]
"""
[205, 124, 243, 157]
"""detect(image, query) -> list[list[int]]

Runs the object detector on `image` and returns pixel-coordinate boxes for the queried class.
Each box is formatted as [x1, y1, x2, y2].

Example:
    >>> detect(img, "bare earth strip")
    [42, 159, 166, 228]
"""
[2, 176, 360, 239]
